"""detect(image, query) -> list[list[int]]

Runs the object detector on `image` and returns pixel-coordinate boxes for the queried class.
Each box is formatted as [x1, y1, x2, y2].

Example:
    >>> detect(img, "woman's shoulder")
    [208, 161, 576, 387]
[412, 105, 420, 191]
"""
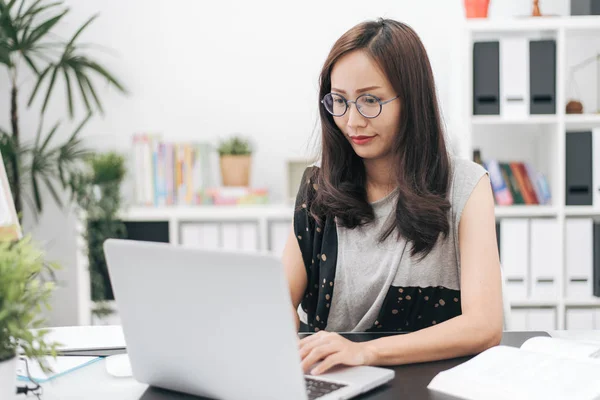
[448, 155, 489, 210]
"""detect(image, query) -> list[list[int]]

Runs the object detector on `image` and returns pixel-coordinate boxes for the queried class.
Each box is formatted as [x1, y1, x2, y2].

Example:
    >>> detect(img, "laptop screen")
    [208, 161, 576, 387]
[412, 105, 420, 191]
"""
[0, 150, 22, 241]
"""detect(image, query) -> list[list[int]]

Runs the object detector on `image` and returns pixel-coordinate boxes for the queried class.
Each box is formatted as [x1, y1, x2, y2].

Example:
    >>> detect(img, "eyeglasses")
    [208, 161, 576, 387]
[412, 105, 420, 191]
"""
[321, 93, 399, 119]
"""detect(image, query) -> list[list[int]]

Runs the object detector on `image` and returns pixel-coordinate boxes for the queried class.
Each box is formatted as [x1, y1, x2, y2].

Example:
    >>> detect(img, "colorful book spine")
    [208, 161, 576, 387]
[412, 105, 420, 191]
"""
[485, 159, 513, 206]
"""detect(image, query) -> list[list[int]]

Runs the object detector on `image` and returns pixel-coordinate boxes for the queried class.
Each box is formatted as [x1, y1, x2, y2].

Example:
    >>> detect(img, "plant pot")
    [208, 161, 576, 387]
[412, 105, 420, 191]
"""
[464, 0, 490, 18]
[220, 155, 252, 187]
[0, 355, 17, 400]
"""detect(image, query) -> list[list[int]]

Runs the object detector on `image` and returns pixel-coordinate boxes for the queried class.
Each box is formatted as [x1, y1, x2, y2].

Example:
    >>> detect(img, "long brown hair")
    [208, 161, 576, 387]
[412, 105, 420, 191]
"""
[308, 18, 452, 260]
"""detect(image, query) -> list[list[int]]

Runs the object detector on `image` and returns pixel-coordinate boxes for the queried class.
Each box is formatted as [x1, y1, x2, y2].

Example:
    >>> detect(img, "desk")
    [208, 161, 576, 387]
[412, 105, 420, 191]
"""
[38, 328, 599, 400]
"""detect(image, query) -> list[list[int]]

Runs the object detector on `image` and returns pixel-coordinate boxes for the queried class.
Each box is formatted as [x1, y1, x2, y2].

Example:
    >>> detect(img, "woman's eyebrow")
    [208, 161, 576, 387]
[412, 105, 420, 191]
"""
[331, 85, 382, 94]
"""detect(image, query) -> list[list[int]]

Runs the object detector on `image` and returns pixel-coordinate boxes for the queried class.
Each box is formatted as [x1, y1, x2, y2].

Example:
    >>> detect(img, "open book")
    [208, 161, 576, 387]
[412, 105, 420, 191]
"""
[427, 337, 600, 400]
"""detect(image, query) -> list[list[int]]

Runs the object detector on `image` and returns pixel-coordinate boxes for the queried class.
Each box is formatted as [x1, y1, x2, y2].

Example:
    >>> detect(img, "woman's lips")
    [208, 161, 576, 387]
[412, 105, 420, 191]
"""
[350, 135, 375, 145]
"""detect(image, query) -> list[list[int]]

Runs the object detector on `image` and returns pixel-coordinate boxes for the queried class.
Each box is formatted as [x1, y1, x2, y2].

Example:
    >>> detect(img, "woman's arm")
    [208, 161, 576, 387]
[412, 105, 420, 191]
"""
[282, 225, 308, 332]
[364, 174, 503, 365]
[301, 174, 503, 375]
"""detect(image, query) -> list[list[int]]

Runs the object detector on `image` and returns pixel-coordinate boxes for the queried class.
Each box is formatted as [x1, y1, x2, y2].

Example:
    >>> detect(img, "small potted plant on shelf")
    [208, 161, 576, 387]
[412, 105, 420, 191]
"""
[0, 236, 60, 399]
[217, 136, 253, 187]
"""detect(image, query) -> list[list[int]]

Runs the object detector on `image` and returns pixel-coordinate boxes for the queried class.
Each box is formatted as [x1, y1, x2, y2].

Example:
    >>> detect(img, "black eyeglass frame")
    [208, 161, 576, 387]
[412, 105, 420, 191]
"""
[320, 92, 400, 119]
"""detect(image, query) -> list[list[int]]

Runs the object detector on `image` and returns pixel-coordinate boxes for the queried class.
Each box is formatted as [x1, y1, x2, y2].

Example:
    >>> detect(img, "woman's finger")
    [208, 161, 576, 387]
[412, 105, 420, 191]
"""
[311, 353, 343, 376]
[300, 343, 339, 373]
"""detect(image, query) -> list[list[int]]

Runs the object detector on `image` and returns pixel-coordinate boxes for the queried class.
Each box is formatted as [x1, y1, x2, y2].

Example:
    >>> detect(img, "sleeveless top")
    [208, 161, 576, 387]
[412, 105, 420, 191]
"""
[292, 156, 488, 333]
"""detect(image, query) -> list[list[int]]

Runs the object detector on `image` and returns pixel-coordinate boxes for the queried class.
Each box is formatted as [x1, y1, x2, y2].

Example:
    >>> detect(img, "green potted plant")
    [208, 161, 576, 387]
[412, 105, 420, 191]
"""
[217, 136, 253, 187]
[0, 236, 59, 399]
[0, 0, 127, 221]
[70, 152, 126, 323]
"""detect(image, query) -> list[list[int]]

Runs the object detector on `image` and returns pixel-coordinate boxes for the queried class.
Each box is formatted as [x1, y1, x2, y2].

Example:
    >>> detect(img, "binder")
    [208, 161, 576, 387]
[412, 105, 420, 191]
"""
[510, 309, 529, 331]
[593, 128, 600, 207]
[473, 41, 500, 115]
[527, 308, 556, 331]
[566, 218, 594, 298]
[239, 223, 259, 251]
[500, 219, 530, 299]
[530, 219, 560, 299]
[180, 223, 220, 249]
[529, 40, 556, 115]
[571, 0, 600, 15]
[566, 131, 593, 206]
[221, 223, 239, 250]
[594, 222, 600, 298]
[500, 37, 529, 118]
[566, 308, 595, 330]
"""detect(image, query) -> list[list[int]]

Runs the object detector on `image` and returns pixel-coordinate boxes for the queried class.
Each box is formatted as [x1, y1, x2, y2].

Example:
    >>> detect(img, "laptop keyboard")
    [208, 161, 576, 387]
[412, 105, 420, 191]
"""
[305, 377, 347, 399]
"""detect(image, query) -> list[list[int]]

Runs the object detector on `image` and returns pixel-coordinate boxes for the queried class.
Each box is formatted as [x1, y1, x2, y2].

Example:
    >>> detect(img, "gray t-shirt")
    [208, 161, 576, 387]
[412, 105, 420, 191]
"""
[298, 157, 488, 332]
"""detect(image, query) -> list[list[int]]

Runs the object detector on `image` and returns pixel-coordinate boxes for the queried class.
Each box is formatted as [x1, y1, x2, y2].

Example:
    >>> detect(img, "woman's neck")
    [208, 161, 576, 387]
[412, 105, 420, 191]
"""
[363, 157, 397, 203]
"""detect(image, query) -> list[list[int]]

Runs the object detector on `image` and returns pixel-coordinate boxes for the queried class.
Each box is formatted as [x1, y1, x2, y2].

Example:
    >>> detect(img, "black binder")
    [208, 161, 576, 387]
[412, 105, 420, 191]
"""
[566, 131, 593, 206]
[473, 41, 500, 115]
[571, 0, 600, 15]
[529, 40, 556, 115]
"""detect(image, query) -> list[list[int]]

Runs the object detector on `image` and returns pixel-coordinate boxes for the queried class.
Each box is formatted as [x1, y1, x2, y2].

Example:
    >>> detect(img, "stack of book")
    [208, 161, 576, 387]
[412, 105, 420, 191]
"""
[132, 134, 269, 206]
[483, 160, 551, 206]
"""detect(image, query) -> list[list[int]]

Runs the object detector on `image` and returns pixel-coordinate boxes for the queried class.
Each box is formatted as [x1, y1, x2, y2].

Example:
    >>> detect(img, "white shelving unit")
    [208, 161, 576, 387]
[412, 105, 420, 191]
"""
[76, 15, 600, 329]
[465, 15, 600, 331]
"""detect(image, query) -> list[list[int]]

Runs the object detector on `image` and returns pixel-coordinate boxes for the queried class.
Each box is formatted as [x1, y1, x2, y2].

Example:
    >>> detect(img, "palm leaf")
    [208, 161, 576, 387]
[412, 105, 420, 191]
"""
[24, 9, 67, 48]
[27, 64, 51, 106]
[64, 13, 97, 50]
[23, 53, 38, 74]
[82, 60, 126, 93]
[31, 173, 43, 212]
[67, 111, 91, 142]
[74, 69, 91, 111]
[42, 175, 62, 208]
[81, 73, 103, 114]
[62, 68, 73, 117]
[39, 121, 60, 152]
[40, 64, 58, 114]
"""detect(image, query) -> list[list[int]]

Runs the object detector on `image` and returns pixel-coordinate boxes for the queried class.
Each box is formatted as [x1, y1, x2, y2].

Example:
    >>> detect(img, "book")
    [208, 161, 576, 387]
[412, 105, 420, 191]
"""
[484, 160, 513, 206]
[428, 337, 600, 399]
[0, 150, 21, 241]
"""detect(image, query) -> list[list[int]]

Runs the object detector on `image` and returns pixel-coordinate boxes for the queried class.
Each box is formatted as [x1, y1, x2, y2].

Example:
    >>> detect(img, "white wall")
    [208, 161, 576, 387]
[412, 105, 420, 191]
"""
[0, 0, 571, 326]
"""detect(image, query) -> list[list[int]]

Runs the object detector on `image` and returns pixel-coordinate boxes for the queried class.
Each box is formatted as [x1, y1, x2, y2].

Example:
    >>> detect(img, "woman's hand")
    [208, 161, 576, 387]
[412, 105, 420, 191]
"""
[298, 331, 376, 375]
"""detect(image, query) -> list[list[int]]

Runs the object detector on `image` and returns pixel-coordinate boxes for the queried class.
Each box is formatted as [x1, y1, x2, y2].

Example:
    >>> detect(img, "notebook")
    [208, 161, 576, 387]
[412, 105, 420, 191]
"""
[427, 337, 600, 400]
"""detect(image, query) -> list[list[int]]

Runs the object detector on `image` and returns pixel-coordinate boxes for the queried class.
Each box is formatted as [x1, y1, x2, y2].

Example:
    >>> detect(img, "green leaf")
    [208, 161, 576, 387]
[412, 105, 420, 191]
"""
[42, 176, 62, 208]
[39, 121, 60, 152]
[64, 13, 97, 50]
[81, 73, 103, 114]
[63, 68, 73, 117]
[83, 60, 126, 93]
[23, 53, 38, 74]
[67, 112, 91, 142]
[27, 64, 52, 106]
[31, 173, 42, 212]
[40, 64, 59, 114]
[24, 9, 67, 47]
[74, 70, 91, 112]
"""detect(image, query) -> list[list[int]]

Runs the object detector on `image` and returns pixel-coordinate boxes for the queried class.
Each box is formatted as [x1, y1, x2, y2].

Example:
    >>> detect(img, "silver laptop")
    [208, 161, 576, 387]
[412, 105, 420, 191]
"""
[103, 239, 394, 400]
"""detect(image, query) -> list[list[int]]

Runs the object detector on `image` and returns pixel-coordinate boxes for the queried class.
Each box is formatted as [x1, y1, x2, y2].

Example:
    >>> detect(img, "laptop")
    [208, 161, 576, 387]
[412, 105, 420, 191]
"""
[103, 239, 395, 400]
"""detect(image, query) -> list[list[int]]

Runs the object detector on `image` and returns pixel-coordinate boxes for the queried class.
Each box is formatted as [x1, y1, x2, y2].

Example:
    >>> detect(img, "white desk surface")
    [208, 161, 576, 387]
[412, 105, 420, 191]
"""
[32, 326, 600, 400]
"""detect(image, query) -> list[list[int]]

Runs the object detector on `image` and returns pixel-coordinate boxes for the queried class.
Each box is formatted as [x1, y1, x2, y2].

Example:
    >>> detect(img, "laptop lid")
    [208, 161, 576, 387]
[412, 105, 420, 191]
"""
[103, 239, 308, 400]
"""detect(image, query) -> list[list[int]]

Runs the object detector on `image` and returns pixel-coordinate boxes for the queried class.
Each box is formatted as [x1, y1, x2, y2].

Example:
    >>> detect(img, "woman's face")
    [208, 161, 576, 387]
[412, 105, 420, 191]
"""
[329, 50, 401, 162]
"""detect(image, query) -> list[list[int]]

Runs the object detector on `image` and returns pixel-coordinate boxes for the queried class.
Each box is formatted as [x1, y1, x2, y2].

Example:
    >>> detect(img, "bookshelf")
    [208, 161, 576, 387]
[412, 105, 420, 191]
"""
[465, 15, 600, 331]
[75, 15, 600, 330]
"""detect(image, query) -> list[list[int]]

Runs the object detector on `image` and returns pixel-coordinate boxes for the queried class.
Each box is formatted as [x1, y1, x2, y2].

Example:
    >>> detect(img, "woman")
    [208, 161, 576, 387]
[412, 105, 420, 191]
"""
[281, 18, 503, 376]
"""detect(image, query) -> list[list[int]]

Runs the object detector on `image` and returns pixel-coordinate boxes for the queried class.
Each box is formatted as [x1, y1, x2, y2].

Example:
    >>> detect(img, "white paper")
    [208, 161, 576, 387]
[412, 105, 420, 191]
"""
[427, 345, 600, 400]
[39, 325, 126, 351]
